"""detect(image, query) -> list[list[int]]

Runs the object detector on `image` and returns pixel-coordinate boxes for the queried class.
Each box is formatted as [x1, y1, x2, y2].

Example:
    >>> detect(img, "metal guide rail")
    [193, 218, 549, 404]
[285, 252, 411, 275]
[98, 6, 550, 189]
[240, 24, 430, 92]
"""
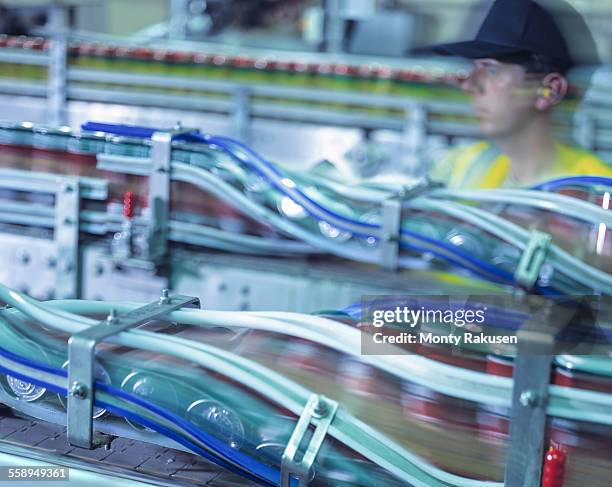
[0, 285, 611, 486]
[0, 120, 610, 302]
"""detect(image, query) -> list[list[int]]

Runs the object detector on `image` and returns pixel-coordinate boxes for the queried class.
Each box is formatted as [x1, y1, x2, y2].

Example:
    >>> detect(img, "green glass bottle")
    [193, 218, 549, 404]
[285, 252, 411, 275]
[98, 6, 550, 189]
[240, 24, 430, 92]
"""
[5, 36, 26, 80]
[231, 55, 255, 83]
[23, 37, 47, 80]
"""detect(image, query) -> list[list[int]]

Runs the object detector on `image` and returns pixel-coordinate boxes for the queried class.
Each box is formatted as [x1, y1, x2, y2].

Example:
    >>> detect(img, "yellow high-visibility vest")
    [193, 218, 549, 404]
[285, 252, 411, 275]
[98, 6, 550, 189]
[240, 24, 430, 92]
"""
[432, 141, 612, 189]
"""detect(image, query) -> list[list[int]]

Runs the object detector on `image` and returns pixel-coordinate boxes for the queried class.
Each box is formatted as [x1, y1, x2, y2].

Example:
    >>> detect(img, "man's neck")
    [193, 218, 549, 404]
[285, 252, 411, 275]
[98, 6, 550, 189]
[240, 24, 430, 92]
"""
[492, 115, 557, 184]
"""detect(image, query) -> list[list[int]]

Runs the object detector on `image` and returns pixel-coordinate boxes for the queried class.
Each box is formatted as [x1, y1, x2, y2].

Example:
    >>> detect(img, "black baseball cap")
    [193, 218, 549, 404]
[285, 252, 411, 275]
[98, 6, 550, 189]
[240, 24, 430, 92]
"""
[427, 0, 598, 73]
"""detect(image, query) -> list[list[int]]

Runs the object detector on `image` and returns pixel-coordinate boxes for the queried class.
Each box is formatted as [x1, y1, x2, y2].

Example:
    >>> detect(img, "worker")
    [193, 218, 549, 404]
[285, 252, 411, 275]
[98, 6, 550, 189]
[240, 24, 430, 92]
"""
[428, 0, 612, 189]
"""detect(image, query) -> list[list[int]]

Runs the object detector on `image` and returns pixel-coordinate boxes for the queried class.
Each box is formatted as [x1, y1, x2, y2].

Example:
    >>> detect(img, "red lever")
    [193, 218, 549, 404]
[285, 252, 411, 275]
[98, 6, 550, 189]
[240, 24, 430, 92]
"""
[542, 446, 567, 487]
[123, 191, 135, 219]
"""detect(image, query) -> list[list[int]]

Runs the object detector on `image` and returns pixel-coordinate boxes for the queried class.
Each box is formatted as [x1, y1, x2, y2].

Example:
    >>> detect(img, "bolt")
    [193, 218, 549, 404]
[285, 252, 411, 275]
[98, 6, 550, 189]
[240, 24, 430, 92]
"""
[519, 390, 538, 408]
[47, 256, 57, 269]
[62, 183, 74, 193]
[312, 397, 328, 418]
[63, 217, 73, 226]
[106, 308, 119, 325]
[159, 289, 170, 305]
[68, 382, 87, 399]
[17, 251, 30, 265]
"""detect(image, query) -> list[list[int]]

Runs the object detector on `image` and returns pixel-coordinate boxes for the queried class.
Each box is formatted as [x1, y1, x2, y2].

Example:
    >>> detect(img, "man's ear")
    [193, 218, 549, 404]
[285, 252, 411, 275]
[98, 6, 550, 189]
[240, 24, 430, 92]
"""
[535, 73, 568, 110]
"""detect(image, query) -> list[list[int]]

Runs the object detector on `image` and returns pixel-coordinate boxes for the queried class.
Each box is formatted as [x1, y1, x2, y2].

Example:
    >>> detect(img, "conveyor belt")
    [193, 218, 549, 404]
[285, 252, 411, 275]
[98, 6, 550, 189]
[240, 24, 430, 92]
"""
[0, 409, 258, 486]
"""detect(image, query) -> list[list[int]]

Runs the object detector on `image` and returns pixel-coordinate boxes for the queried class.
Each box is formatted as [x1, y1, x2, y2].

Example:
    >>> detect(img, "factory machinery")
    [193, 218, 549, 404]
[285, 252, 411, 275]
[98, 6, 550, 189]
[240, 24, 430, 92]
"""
[0, 117, 610, 484]
[0, 25, 611, 487]
[0, 120, 610, 307]
[0, 32, 611, 169]
[0, 275, 610, 486]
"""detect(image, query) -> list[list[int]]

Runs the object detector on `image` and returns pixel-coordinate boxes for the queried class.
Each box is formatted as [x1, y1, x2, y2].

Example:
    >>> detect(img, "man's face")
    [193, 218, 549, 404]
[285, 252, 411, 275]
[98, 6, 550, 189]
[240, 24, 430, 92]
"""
[461, 59, 540, 138]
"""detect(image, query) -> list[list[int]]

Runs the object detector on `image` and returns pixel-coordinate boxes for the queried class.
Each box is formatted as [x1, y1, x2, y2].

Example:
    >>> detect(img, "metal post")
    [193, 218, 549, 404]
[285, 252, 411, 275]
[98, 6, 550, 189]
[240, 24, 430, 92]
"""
[54, 177, 80, 299]
[402, 102, 428, 173]
[504, 301, 571, 487]
[67, 290, 200, 448]
[147, 132, 173, 262]
[47, 1, 68, 126]
[324, 0, 344, 53]
[168, 0, 189, 40]
[232, 87, 251, 144]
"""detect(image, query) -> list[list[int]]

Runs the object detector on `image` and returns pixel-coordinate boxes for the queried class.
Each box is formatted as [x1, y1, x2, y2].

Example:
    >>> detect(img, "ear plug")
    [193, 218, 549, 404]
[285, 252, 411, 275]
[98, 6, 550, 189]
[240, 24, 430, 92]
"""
[538, 87, 553, 98]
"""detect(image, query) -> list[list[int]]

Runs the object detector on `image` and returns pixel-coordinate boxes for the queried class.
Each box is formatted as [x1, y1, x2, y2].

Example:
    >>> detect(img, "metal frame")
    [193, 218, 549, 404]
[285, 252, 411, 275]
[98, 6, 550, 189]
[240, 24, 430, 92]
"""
[281, 394, 338, 487]
[66, 289, 200, 448]
[0, 169, 107, 300]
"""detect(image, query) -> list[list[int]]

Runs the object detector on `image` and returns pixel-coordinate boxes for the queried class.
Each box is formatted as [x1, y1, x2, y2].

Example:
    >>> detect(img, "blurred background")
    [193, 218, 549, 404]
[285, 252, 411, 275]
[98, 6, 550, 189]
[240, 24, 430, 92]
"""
[0, 0, 610, 178]
[3, 0, 611, 59]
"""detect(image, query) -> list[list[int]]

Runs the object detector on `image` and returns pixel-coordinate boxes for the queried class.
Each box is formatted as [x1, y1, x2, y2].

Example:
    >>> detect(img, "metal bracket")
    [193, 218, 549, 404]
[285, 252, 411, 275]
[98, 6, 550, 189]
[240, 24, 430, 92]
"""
[380, 180, 442, 270]
[281, 394, 338, 487]
[504, 300, 572, 487]
[514, 230, 552, 289]
[67, 290, 200, 448]
[54, 178, 80, 299]
[380, 195, 404, 270]
[146, 125, 197, 263]
[506, 352, 554, 487]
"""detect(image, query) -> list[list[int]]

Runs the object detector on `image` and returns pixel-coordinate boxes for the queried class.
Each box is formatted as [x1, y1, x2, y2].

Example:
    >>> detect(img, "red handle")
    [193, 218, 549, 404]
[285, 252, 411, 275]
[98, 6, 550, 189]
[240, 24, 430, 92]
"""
[542, 446, 567, 487]
[123, 191, 135, 219]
